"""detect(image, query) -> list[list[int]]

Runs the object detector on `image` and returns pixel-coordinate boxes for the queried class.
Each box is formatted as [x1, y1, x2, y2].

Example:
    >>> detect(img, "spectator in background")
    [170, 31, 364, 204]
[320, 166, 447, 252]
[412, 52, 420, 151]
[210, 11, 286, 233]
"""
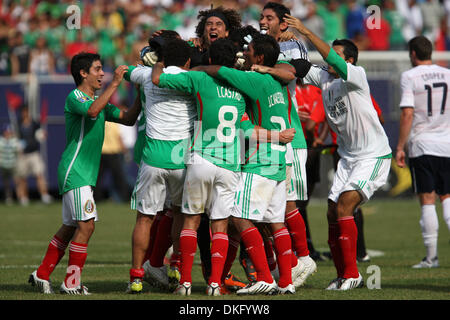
[383, 0, 407, 50]
[0, 124, 22, 205]
[28, 36, 55, 75]
[397, 0, 423, 42]
[345, 0, 365, 40]
[95, 121, 131, 203]
[302, 1, 324, 49]
[16, 106, 52, 206]
[10, 31, 31, 76]
[365, 9, 391, 50]
[420, 0, 445, 44]
[317, 0, 345, 44]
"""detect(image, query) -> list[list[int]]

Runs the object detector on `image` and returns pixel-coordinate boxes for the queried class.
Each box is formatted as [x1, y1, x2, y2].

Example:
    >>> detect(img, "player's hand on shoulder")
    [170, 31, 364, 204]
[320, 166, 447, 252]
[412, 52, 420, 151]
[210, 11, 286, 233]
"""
[251, 64, 270, 74]
[280, 128, 296, 143]
[279, 30, 297, 41]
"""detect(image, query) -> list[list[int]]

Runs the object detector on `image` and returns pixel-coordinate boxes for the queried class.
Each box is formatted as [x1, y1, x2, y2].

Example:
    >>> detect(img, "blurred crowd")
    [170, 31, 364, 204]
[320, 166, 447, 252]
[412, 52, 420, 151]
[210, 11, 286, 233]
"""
[1, 0, 450, 75]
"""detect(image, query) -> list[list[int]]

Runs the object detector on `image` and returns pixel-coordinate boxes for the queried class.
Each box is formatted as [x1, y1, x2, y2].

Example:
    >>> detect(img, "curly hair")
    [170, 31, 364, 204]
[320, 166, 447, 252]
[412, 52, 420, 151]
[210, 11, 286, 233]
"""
[195, 6, 242, 39]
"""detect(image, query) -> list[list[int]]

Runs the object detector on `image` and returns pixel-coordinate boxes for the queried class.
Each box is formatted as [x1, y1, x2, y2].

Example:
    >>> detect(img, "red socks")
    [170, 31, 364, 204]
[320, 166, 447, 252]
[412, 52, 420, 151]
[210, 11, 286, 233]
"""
[179, 229, 197, 284]
[37, 236, 68, 280]
[208, 232, 228, 285]
[221, 237, 240, 283]
[240, 227, 273, 283]
[328, 223, 345, 278]
[338, 216, 359, 279]
[64, 241, 88, 287]
[272, 227, 293, 288]
[149, 210, 173, 268]
[285, 208, 309, 257]
[129, 268, 145, 282]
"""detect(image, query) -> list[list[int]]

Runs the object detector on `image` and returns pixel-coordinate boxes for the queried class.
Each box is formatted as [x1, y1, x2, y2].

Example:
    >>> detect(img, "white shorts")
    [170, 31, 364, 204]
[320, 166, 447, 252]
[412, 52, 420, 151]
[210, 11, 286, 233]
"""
[62, 186, 98, 227]
[131, 162, 185, 215]
[182, 153, 240, 220]
[233, 172, 286, 223]
[328, 157, 391, 204]
[286, 148, 308, 201]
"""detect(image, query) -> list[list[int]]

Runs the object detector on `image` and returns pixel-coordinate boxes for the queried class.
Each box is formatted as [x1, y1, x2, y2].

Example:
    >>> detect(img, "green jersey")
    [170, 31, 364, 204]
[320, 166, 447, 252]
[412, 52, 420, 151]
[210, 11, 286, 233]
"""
[286, 85, 307, 150]
[159, 71, 246, 171]
[216, 67, 289, 181]
[57, 89, 121, 194]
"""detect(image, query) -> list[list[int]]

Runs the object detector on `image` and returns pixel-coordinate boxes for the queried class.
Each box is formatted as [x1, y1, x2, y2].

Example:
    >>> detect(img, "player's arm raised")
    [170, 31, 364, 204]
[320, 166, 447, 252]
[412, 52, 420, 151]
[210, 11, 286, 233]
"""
[87, 65, 128, 118]
[284, 14, 348, 80]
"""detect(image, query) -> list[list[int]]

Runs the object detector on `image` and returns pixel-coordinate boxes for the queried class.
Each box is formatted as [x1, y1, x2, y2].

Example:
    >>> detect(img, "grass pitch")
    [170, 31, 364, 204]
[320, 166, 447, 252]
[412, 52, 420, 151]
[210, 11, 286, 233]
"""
[0, 198, 449, 302]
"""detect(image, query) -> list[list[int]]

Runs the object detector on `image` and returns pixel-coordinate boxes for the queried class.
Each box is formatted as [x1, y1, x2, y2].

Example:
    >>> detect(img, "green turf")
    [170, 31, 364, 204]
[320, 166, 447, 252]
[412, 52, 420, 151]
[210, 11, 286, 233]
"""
[0, 198, 449, 300]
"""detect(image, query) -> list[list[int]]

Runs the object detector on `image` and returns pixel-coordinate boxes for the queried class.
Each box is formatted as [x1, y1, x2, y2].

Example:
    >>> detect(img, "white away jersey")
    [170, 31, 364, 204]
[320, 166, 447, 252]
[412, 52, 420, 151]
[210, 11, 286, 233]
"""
[304, 63, 391, 160]
[129, 65, 197, 140]
[399, 64, 450, 158]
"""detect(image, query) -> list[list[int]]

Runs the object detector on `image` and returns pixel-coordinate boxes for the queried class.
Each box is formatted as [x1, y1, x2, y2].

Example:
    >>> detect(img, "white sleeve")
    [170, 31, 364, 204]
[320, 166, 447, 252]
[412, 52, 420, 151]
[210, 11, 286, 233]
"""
[399, 71, 415, 108]
[345, 64, 369, 90]
[303, 65, 323, 88]
[130, 66, 152, 86]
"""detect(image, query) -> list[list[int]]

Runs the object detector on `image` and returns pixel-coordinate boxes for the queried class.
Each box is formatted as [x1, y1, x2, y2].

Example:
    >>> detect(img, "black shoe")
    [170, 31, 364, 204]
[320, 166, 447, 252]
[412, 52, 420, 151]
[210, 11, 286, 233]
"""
[357, 254, 371, 263]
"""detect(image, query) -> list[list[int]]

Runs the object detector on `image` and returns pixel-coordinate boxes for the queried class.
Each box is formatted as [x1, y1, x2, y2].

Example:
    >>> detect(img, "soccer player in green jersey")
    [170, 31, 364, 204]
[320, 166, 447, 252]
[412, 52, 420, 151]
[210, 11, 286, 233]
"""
[29, 53, 142, 295]
[195, 34, 297, 295]
[259, 1, 317, 287]
[153, 38, 295, 296]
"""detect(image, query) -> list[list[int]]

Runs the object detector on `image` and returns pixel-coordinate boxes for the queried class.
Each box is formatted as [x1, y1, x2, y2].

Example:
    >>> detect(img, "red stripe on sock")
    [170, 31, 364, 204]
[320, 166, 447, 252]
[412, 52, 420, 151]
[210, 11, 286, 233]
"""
[179, 229, 197, 284]
[240, 227, 273, 283]
[209, 232, 228, 285]
[272, 228, 293, 288]
[37, 235, 68, 280]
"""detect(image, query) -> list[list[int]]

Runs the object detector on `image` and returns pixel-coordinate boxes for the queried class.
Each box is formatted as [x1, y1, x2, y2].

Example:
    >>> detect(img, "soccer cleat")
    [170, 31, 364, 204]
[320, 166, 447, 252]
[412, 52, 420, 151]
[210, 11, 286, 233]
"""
[28, 270, 54, 294]
[338, 273, 364, 291]
[174, 282, 192, 296]
[277, 283, 295, 294]
[126, 279, 143, 294]
[239, 256, 257, 283]
[223, 272, 246, 291]
[291, 259, 305, 284]
[357, 254, 371, 263]
[143, 260, 168, 289]
[60, 281, 91, 295]
[236, 280, 278, 296]
[206, 282, 221, 296]
[168, 266, 181, 291]
[325, 278, 344, 290]
[294, 255, 317, 288]
[412, 257, 439, 269]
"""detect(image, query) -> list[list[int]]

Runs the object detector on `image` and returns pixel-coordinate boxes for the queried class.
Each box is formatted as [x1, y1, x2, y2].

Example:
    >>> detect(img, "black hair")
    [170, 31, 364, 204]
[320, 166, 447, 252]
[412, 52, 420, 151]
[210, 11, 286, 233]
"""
[263, 2, 291, 23]
[251, 33, 280, 67]
[161, 39, 192, 67]
[148, 29, 180, 46]
[208, 39, 238, 68]
[70, 52, 101, 86]
[195, 6, 242, 39]
[228, 25, 260, 51]
[148, 30, 181, 62]
[332, 39, 359, 65]
[408, 36, 432, 61]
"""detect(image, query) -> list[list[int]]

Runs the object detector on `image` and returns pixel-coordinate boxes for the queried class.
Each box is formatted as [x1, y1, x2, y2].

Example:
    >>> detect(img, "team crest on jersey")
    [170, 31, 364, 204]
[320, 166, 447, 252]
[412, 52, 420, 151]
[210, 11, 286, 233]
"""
[78, 96, 88, 103]
[84, 200, 95, 214]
